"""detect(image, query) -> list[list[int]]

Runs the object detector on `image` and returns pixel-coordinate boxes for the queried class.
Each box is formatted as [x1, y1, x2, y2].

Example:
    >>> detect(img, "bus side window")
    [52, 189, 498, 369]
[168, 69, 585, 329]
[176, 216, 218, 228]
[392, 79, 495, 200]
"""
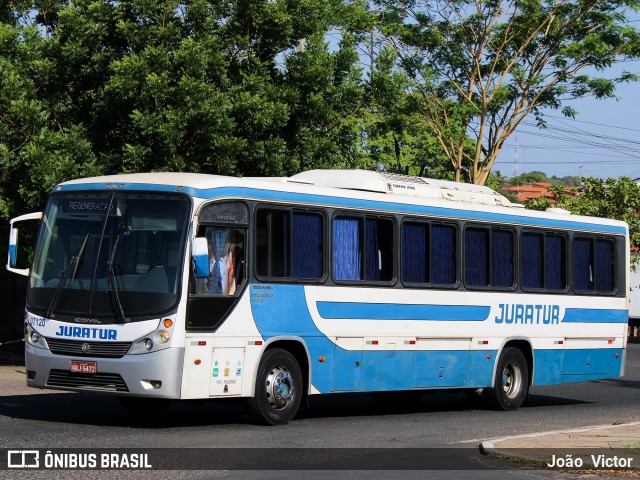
[574, 236, 615, 293]
[333, 215, 394, 283]
[256, 208, 324, 280]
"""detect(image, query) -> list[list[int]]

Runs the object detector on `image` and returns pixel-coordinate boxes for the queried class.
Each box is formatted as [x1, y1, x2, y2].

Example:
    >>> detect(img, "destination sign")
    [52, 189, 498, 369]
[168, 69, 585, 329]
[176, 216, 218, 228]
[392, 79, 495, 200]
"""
[62, 198, 114, 215]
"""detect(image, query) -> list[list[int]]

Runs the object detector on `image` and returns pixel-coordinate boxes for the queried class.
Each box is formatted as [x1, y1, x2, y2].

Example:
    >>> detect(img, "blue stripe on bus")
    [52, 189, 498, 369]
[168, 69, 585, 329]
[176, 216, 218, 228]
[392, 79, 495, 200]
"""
[317, 302, 490, 321]
[562, 308, 628, 323]
[533, 348, 624, 385]
[8, 244, 16, 266]
[55, 183, 627, 234]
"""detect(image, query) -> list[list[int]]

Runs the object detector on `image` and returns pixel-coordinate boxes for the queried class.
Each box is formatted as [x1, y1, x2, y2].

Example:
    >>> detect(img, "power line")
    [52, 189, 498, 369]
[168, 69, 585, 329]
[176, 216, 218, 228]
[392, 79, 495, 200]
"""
[520, 120, 640, 148]
[513, 128, 640, 158]
[501, 117, 640, 163]
[542, 114, 640, 133]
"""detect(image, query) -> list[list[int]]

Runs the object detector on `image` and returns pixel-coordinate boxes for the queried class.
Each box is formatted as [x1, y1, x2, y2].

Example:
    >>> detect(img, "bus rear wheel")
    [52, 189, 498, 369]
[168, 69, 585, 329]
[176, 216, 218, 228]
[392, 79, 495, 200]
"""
[491, 347, 529, 411]
[247, 348, 303, 426]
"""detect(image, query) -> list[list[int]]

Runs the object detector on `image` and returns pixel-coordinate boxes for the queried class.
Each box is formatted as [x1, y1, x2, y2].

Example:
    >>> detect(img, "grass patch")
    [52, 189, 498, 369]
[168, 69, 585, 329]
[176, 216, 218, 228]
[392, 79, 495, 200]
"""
[623, 441, 640, 453]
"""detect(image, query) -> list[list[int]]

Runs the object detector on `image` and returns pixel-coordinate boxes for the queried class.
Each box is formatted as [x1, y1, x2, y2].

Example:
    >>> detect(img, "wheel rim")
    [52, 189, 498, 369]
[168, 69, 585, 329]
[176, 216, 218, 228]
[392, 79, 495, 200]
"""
[501, 361, 522, 399]
[265, 366, 294, 410]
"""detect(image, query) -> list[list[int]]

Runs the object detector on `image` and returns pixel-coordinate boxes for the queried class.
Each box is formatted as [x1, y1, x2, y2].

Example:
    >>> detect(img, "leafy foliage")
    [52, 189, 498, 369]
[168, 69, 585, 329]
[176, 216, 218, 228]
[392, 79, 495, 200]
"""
[0, 0, 380, 221]
[372, 0, 640, 184]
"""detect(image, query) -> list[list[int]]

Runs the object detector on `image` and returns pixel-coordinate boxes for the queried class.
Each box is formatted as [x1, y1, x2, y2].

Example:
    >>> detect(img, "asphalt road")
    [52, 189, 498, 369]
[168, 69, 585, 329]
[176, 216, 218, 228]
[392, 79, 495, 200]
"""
[0, 340, 638, 479]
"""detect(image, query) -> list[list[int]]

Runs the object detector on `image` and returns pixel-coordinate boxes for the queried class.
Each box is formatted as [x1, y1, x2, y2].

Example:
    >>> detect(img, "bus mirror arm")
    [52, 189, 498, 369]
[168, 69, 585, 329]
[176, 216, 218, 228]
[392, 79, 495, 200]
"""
[192, 237, 209, 278]
[7, 212, 43, 276]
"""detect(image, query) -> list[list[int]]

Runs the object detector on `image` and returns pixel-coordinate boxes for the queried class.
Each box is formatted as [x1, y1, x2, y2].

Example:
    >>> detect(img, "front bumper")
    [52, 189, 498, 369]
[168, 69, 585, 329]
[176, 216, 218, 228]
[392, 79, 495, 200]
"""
[25, 342, 185, 398]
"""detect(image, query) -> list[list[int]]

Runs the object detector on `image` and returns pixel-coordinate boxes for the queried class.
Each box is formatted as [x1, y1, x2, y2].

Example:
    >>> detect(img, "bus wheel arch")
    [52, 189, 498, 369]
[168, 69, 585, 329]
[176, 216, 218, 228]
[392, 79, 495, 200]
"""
[247, 341, 309, 425]
[491, 340, 532, 411]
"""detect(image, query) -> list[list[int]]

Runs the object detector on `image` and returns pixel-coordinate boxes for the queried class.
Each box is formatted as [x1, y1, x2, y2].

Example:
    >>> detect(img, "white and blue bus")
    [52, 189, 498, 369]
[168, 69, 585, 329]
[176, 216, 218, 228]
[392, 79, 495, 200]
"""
[7, 170, 629, 425]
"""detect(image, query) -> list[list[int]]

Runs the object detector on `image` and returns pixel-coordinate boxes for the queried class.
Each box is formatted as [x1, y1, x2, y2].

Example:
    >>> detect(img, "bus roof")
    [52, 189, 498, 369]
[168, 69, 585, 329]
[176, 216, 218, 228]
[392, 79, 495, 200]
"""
[57, 170, 511, 205]
[54, 170, 628, 234]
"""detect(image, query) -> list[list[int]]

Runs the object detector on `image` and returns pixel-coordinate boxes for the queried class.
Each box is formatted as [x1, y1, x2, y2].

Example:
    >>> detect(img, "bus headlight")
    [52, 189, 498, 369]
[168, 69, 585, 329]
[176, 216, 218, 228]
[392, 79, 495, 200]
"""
[28, 330, 40, 345]
[144, 338, 153, 351]
[156, 330, 170, 344]
[26, 329, 45, 348]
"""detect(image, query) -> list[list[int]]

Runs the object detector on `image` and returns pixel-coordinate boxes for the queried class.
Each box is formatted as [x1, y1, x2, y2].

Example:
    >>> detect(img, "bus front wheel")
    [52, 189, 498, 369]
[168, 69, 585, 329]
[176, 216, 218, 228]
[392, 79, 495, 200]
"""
[491, 347, 529, 411]
[247, 348, 303, 426]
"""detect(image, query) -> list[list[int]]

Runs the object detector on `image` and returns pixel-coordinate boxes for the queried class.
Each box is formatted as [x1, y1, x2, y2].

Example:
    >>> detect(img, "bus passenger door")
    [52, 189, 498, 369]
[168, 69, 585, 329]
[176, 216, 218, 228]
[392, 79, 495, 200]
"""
[332, 337, 364, 391]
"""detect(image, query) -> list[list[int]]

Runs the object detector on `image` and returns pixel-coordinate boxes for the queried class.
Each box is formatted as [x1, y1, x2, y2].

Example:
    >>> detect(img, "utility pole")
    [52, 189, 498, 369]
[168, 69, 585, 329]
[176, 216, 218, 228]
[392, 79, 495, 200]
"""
[513, 137, 519, 178]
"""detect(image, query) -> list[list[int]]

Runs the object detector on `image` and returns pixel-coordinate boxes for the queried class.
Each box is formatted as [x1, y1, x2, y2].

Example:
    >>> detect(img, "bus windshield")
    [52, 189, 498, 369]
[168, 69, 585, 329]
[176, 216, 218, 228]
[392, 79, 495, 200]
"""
[27, 193, 191, 322]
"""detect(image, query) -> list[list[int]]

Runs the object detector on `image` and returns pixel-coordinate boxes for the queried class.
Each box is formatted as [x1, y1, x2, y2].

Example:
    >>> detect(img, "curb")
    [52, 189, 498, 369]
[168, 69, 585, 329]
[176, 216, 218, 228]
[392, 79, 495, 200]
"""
[479, 422, 640, 470]
[480, 421, 640, 451]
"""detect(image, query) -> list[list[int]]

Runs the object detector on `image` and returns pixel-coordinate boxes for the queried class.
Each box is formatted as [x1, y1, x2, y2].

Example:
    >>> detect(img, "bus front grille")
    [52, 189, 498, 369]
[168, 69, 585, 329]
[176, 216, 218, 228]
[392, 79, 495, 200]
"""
[45, 338, 132, 358]
[47, 370, 129, 392]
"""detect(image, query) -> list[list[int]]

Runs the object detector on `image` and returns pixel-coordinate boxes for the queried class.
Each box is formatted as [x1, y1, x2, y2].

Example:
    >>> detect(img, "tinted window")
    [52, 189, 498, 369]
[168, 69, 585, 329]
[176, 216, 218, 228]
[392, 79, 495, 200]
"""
[465, 226, 514, 288]
[333, 215, 394, 282]
[521, 231, 567, 291]
[574, 236, 615, 293]
[256, 209, 324, 279]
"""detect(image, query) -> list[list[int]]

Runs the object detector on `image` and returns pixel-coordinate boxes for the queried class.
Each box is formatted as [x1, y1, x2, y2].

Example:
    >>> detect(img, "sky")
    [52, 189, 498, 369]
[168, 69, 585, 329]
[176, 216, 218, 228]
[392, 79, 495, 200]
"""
[492, 59, 640, 181]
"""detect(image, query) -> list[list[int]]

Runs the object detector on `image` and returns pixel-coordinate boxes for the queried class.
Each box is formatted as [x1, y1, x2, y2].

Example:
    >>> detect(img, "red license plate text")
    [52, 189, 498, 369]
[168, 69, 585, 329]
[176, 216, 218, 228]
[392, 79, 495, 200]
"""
[70, 361, 96, 374]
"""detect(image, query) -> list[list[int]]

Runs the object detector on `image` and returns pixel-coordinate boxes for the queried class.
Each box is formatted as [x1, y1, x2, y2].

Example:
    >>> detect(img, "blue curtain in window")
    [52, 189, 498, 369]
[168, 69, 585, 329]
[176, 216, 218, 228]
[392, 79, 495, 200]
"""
[595, 239, 614, 292]
[545, 235, 565, 290]
[521, 233, 543, 288]
[465, 228, 489, 286]
[333, 217, 361, 280]
[432, 224, 456, 284]
[402, 223, 428, 283]
[573, 237, 594, 291]
[492, 230, 513, 287]
[365, 219, 380, 281]
[208, 228, 228, 294]
[292, 213, 323, 278]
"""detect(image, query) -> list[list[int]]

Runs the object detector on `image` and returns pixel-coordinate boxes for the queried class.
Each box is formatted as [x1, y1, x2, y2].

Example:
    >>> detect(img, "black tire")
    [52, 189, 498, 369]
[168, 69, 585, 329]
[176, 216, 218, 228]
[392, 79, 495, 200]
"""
[490, 347, 529, 411]
[247, 348, 303, 426]
[119, 397, 170, 416]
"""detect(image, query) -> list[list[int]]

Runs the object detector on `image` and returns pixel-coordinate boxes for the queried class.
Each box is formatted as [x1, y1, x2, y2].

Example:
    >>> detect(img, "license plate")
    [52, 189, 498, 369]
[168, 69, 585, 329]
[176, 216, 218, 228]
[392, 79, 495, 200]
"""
[70, 361, 97, 374]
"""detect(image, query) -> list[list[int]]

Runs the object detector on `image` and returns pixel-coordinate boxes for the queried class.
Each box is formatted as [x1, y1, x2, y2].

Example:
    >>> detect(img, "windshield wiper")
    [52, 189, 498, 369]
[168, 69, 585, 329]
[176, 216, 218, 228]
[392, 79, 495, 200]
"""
[106, 235, 128, 323]
[88, 193, 115, 314]
[46, 232, 90, 318]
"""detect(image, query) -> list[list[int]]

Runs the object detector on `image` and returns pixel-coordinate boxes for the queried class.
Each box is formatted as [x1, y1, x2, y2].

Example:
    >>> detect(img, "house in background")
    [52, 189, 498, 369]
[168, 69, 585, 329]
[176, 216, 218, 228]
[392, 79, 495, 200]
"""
[501, 182, 577, 204]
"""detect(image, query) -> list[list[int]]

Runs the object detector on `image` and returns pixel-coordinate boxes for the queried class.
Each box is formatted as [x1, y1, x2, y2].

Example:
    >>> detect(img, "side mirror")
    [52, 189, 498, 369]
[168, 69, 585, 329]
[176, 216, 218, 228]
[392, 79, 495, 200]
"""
[192, 237, 209, 278]
[7, 212, 43, 276]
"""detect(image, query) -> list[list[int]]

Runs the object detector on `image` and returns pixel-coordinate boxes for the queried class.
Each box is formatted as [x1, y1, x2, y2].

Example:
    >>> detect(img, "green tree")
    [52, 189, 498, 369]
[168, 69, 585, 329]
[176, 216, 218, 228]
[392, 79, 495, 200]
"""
[0, 0, 370, 215]
[568, 177, 640, 249]
[0, 4, 102, 218]
[510, 171, 549, 186]
[372, 0, 640, 185]
[340, 43, 458, 178]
